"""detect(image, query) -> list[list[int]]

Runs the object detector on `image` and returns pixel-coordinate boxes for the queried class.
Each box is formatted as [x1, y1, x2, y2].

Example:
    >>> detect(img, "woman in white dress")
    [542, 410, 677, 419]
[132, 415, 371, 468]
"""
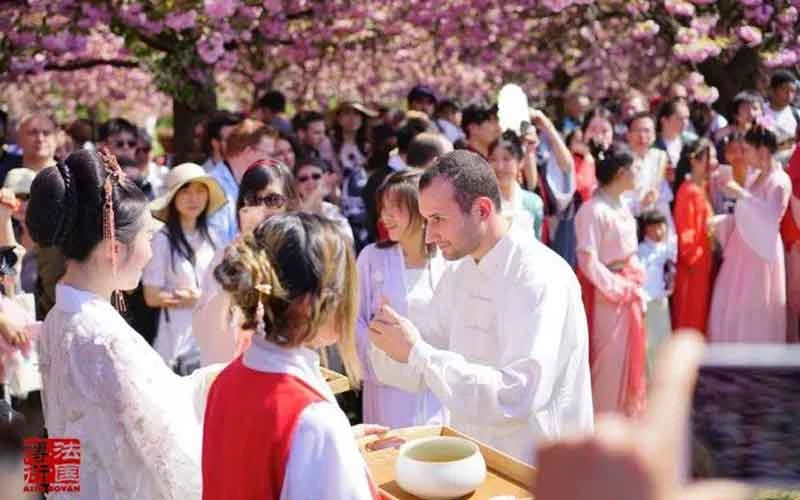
[356, 170, 446, 427]
[142, 163, 226, 374]
[25, 149, 220, 499]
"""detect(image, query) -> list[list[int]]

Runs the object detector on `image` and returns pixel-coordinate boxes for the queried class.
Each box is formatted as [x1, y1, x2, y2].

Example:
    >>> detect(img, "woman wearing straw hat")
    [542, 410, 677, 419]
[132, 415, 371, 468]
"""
[143, 163, 226, 374]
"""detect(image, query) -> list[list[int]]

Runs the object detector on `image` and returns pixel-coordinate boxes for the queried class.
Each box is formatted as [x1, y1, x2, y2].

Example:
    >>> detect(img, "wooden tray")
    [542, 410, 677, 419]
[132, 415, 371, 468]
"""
[321, 367, 351, 394]
[358, 425, 536, 499]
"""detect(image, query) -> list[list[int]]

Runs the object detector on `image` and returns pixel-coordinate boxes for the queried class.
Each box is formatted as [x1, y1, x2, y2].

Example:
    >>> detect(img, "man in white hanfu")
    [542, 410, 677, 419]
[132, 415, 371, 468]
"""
[369, 150, 593, 465]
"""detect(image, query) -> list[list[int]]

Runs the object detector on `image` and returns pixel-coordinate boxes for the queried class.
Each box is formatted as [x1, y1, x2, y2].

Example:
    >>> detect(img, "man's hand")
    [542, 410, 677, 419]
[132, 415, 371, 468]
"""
[368, 304, 419, 363]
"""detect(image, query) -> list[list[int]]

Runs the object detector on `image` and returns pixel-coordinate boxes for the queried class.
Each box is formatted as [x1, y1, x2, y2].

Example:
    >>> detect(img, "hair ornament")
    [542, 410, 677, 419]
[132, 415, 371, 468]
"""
[97, 147, 127, 312]
[254, 283, 273, 296]
[255, 299, 266, 338]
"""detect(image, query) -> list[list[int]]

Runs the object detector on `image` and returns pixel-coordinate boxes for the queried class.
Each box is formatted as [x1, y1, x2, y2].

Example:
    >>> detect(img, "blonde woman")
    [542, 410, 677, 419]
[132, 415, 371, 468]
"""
[203, 213, 383, 499]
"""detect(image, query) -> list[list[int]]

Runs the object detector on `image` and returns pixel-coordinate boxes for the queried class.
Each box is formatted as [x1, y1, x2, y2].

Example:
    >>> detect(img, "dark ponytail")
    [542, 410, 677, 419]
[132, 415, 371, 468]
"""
[744, 124, 778, 154]
[672, 138, 713, 196]
[591, 142, 633, 187]
[26, 149, 149, 262]
[488, 129, 524, 160]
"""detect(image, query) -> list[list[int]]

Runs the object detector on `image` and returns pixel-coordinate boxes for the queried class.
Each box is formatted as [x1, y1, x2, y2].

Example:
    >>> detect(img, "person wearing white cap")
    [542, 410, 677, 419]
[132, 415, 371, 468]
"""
[142, 163, 227, 374]
[0, 168, 37, 292]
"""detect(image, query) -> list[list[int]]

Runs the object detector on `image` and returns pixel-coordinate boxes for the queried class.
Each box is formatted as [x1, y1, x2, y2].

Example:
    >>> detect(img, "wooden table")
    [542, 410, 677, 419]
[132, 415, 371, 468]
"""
[358, 426, 536, 499]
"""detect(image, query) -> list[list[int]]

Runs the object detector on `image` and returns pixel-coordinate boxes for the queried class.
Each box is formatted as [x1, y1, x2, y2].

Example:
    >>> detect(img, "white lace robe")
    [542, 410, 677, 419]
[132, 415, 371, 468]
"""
[38, 284, 220, 500]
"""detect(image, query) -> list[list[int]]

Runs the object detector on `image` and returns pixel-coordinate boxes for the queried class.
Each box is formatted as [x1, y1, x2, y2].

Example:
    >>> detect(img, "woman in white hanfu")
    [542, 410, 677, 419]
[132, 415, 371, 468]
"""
[356, 170, 447, 427]
[25, 149, 221, 500]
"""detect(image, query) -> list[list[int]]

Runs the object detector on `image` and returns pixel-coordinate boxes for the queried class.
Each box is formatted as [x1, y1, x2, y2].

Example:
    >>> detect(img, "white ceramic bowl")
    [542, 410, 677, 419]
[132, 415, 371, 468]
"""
[395, 436, 487, 499]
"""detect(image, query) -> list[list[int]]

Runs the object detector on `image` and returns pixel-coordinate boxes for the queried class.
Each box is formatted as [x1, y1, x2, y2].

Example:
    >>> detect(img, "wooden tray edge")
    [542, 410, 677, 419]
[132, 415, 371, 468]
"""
[320, 367, 351, 394]
[359, 425, 536, 499]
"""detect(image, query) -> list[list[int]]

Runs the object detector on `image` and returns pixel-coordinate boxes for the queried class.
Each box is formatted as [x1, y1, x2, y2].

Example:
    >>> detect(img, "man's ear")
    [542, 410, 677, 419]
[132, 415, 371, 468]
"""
[475, 196, 494, 219]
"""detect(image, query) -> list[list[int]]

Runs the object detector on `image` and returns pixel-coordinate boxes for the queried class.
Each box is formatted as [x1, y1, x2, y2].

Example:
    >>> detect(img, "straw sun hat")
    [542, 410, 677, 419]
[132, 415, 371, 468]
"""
[149, 162, 227, 222]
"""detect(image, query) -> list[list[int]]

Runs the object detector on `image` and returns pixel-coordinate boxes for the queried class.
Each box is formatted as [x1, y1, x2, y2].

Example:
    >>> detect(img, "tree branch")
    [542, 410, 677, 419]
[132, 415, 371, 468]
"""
[44, 58, 139, 71]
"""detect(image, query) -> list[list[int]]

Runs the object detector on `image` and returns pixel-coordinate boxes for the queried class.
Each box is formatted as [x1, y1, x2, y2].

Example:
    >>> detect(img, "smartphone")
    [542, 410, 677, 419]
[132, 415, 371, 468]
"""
[689, 344, 800, 486]
[520, 120, 532, 136]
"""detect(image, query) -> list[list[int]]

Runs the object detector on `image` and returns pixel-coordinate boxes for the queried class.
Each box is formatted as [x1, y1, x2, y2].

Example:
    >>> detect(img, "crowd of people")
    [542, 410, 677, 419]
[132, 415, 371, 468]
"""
[0, 70, 797, 499]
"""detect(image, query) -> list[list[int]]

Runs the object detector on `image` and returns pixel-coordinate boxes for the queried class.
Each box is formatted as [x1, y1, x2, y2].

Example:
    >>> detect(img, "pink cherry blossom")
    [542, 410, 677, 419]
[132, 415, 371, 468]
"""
[777, 7, 798, 24]
[197, 33, 226, 64]
[737, 25, 763, 47]
[690, 14, 717, 35]
[41, 33, 71, 53]
[165, 12, 197, 31]
[665, 0, 696, 17]
[7, 31, 37, 48]
[632, 20, 660, 40]
[205, 0, 238, 20]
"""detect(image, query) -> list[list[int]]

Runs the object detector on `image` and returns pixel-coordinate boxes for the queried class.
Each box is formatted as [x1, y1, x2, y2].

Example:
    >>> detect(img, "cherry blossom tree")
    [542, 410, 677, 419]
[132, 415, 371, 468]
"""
[1, 0, 798, 158]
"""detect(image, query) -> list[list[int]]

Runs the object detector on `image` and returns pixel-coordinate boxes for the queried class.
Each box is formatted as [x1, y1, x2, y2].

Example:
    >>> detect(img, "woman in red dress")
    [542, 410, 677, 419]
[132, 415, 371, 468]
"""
[671, 139, 716, 335]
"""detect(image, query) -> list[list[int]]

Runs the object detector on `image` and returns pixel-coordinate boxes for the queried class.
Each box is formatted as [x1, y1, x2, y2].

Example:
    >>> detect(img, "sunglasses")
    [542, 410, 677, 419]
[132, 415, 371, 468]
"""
[245, 193, 287, 209]
[297, 172, 322, 183]
[15, 194, 30, 202]
[114, 140, 138, 149]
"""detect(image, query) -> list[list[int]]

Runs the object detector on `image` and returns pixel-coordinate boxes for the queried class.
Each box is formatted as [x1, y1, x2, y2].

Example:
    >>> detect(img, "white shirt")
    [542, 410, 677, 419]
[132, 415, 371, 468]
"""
[763, 105, 797, 145]
[626, 148, 678, 252]
[142, 229, 217, 368]
[637, 238, 675, 301]
[145, 162, 170, 198]
[338, 142, 367, 178]
[370, 229, 594, 464]
[38, 284, 221, 500]
[242, 337, 375, 500]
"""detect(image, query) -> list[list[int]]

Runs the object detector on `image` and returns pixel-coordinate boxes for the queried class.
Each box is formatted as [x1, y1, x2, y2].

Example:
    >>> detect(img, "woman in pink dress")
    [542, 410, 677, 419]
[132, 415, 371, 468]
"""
[575, 143, 646, 417]
[708, 125, 791, 343]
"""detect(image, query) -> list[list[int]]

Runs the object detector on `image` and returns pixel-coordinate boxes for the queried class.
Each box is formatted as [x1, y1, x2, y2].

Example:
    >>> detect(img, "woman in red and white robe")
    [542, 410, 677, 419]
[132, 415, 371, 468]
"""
[202, 212, 382, 500]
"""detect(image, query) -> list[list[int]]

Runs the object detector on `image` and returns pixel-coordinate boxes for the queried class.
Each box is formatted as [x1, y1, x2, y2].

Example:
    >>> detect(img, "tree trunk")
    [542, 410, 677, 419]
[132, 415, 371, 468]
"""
[699, 46, 761, 116]
[172, 75, 217, 165]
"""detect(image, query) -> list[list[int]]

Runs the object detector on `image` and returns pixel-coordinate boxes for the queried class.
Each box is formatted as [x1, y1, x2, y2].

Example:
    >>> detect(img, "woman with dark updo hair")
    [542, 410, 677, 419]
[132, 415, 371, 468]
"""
[489, 130, 544, 240]
[574, 143, 647, 418]
[708, 125, 792, 343]
[26, 149, 221, 499]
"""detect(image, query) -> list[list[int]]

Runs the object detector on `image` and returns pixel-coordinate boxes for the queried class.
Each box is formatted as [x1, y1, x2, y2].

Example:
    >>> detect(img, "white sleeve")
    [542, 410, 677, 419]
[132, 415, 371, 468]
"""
[281, 402, 375, 500]
[192, 249, 236, 366]
[142, 231, 169, 289]
[544, 153, 576, 213]
[407, 276, 574, 426]
[355, 248, 376, 381]
[69, 319, 213, 500]
[368, 344, 425, 392]
[369, 263, 454, 393]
